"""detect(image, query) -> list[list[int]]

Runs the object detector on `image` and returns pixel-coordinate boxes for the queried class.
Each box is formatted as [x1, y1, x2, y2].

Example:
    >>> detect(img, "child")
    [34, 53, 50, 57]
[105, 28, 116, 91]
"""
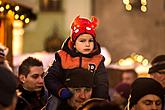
[44, 15, 109, 100]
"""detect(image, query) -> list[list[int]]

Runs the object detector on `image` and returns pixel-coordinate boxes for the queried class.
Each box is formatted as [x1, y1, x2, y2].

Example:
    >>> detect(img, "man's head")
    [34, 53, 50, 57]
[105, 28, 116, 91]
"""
[0, 66, 18, 110]
[149, 55, 165, 88]
[65, 68, 94, 109]
[112, 82, 131, 105]
[121, 70, 137, 85]
[128, 78, 164, 110]
[18, 57, 44, 91]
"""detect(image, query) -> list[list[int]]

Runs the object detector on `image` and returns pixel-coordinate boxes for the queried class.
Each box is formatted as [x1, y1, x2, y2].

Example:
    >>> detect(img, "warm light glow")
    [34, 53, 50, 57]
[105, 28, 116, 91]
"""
[142, 59, 148, 66]
[118, 59, 124, 65]
[141, 5, 147, 12]
[141, 0, 147, 5]
[0, 1, 2, 5]
[118, 58, 134, 66]
[123, 0, 129, 5]
[135, 65, 151, 77]
[25, 18, 30, 23]
[7, 10, 14, 19]
[5, 4, 10, 9]
[136, 55, 144, 62]
[15, 14, 19, 19]
[0, 7, 4, 12]
[8, 10, 13, 15]
[12, 20, 24, 56]
[125, 4, 132, 11]
[13, 20, 23, 28]
[15, 6, 20, 11]
[20, 15, 25, 20]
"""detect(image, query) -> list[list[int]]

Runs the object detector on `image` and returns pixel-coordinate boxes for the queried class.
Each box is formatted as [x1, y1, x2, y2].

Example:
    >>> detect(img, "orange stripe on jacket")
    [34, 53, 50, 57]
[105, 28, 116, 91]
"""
[58, 50, 103, 71]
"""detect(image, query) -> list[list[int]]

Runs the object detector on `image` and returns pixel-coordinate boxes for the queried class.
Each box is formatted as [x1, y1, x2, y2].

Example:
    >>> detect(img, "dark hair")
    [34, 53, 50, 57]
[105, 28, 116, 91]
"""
[77, 98, 121, 110]
[0, 66, 18, 107]
[151, 55, 165, 65]
[18, 57, 43, 76]
[149, 55, 165, 74]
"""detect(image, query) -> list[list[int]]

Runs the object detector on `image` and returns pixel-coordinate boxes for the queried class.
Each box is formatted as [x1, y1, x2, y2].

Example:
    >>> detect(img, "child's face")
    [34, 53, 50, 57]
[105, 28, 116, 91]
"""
[74, 34, 94, 54]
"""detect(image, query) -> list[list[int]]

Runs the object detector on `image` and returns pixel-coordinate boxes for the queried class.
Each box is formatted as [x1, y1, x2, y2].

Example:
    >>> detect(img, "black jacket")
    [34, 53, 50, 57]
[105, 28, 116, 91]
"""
[15, 85, 47, 110]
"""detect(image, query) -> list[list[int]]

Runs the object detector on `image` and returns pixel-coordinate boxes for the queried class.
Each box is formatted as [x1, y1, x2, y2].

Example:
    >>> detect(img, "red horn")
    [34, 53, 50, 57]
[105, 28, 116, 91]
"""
[71, 15, 80, 29]
[91, 16, 98, 28]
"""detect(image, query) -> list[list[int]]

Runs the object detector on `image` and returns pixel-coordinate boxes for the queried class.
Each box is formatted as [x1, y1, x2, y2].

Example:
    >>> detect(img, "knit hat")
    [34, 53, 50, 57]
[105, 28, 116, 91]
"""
[70, 15, 98, 42]
[65, 68, 94, 88]
[149, 55, 165, 74]
[129, 78, 164, 109]
[115, 82, 131, 99]
[0, 66, 18, 107]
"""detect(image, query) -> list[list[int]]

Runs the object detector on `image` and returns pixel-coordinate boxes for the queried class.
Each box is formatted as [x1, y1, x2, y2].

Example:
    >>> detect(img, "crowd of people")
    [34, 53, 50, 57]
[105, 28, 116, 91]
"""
[0, 15, 165, 110]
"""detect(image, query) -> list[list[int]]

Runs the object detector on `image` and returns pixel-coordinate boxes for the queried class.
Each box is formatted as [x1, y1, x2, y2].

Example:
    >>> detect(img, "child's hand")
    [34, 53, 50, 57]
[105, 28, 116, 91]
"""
[60, 88, 73, 100]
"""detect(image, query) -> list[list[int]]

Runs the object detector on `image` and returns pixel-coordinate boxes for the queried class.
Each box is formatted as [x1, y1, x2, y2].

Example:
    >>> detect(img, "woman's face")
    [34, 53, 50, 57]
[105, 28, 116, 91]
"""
[132, 94, 162, 110]
[74, 34, 94, 54]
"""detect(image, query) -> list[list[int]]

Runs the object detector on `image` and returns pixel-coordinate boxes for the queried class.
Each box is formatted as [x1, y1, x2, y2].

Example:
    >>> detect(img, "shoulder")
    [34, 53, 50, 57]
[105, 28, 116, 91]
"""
[16, 96, 32, 110]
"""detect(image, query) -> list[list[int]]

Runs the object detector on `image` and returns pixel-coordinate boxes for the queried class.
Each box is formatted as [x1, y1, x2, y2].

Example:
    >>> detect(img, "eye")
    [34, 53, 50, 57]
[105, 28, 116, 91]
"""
[41, 72, 45, 78]
[89, 39, 94, 42]
[74, 88, 81, 92]
[79, 39, 86, 42]
[31, 74, 39, 79]
[84, 88, 92, 92]
[155, 100, 162, 106]
[142, 100, 153, 105]
[71, 88, 81, 93]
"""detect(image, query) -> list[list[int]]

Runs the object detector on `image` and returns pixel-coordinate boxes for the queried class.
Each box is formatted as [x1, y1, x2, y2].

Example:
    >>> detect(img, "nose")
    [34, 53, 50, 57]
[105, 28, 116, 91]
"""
[85, 41, 90, 46]
[151, 103, 158, 110]
[79, 91, 86, 99]
[38, 76, 44, 84]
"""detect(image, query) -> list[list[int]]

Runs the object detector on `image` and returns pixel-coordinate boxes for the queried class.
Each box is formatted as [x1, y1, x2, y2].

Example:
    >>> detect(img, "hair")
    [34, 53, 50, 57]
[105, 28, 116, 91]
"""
[0, 67, 18, 109]
[151, 55, 165, 65]
[77, 98, 121, 110]
[149, 55, 165, 74]
[122, 70, 138, 78]
[18, 57, 43, 76]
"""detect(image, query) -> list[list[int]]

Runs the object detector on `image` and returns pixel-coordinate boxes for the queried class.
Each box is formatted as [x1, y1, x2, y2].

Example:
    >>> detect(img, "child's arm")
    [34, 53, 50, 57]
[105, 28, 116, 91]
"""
[92, 59, 110, 100]
[44, 53, 72, 99]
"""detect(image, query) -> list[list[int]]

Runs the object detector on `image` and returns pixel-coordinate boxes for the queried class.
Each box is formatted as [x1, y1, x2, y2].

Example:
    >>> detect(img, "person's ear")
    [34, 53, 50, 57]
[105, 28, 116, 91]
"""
[19, 74, 26, 83]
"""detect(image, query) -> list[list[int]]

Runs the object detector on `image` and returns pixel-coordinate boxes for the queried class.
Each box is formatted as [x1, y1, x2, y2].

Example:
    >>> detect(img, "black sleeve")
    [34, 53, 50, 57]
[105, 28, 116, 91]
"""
[44, 52, 66, 97]
[92, 58, 110, 100]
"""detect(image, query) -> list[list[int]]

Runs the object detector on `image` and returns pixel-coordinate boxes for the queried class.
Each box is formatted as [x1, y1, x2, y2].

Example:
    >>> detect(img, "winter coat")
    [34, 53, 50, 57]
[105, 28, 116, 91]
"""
[15, 85, 47, 110]
[44, 37, 109, 100]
